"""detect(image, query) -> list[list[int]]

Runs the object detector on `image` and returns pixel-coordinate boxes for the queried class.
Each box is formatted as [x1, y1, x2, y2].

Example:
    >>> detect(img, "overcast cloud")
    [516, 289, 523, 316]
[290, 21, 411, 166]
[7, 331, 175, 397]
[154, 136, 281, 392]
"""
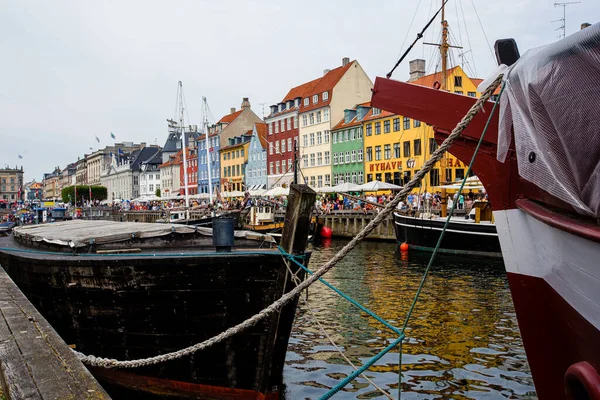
[1, 0, 597, 182]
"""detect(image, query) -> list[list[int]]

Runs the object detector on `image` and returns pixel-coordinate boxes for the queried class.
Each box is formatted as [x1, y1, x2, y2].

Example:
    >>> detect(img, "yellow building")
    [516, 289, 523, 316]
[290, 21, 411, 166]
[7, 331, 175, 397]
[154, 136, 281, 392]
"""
[363, 65, 487, 192]
[219, 133, 251, 192]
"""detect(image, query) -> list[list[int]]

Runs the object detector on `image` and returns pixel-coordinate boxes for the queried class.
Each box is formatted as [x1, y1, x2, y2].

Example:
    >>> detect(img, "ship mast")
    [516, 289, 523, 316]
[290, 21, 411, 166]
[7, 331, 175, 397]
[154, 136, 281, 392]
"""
[178, 81, 190, 209]
[201, 97, 214, 204]
[440, 1, 449, 90]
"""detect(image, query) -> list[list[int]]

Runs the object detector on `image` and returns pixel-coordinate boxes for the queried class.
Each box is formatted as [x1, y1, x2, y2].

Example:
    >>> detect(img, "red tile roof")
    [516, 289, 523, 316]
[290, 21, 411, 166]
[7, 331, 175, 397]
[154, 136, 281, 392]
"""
[298, 61, 355, 113]
[282, 78, 320, 103]
[254, 123, 268, 149]
[218, 109, 244, 124]
[196, 132, 219, 141]
[361, 108, 395, 122]
[411, 67, 500, 95]
[159, 150, 183, 168]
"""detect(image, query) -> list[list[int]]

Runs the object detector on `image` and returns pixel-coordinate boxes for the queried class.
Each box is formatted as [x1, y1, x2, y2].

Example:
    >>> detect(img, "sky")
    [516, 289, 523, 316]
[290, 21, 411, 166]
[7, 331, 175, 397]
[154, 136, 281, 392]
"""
[1, 0, 597, 182]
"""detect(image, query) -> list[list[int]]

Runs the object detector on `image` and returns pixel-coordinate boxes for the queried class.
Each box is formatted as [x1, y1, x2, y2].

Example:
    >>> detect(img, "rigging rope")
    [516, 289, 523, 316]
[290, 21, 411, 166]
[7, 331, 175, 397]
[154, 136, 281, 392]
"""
[72, 75, 503, 370]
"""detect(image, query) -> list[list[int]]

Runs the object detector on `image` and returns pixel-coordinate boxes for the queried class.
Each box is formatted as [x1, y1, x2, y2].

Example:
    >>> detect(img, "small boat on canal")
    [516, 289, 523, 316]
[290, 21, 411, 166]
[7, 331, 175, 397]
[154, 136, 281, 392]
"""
[0, 184, 316, 399]
[372, 23, 600, 400]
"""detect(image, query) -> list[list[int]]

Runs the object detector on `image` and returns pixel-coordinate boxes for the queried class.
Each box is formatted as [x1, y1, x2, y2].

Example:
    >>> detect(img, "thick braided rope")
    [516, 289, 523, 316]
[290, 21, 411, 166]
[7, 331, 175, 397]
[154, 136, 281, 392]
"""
[75, 75, 503, 369]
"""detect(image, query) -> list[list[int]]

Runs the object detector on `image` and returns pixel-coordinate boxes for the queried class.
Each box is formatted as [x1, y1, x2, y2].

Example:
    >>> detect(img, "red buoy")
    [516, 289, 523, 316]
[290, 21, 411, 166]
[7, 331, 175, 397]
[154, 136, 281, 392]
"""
[400, 242, 409, 252]
[320, 226, 333, 238]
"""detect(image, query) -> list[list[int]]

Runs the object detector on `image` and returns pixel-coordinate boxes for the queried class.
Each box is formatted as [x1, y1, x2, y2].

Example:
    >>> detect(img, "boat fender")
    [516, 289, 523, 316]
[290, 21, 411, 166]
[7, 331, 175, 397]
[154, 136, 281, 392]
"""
[320, 226, 333, 238]
[565, 361, 600, 400]
[400, 243, 409, 252]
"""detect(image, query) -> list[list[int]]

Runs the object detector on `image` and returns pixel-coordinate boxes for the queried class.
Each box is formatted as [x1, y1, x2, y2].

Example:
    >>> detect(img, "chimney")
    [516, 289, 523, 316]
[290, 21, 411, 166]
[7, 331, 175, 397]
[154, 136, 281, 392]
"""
[323, 69, 331, 76]
[230, 107, 236, 114]
[409, 59, 426, 82]
[241, 97, 251, 109]
[581, 22, 591, 30]
[342, 57, 350, 67]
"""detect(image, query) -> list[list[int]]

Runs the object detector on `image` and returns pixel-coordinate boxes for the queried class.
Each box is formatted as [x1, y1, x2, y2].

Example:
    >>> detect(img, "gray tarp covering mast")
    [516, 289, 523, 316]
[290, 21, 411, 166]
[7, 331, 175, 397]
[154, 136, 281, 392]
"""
[497, 22, 600, 217]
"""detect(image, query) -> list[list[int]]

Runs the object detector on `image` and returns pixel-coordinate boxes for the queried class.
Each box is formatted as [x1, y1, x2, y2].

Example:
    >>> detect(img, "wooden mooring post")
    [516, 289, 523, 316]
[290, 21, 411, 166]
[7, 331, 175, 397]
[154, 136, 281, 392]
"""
[0, 268, 110, 399]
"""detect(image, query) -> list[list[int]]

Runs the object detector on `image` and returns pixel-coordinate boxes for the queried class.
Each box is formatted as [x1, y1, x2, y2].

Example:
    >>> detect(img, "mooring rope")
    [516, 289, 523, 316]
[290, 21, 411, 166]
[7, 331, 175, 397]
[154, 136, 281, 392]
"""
[74, 74, 503, 369]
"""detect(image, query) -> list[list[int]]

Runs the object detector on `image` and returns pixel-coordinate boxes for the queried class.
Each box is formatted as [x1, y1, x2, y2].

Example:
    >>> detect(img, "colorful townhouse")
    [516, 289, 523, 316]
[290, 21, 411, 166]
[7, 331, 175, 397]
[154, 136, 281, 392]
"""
[197, 129, 220, 195]
[219, 133, 252, 192]
[331, 103, 371, 185]
[362, 60, 489, 192]
[264, 81, 313, 188]
[245, 123, 268, 190]
[297, 57, 373, 188]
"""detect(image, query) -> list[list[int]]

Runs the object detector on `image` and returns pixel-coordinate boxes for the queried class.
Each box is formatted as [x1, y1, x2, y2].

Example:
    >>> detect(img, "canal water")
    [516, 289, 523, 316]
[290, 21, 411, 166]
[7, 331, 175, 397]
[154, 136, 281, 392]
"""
[283, 240, 537, 399]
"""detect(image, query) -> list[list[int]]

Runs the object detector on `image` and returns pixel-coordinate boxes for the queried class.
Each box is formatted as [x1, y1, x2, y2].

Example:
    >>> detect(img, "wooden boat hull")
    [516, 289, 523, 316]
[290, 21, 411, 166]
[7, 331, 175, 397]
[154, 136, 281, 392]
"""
[0, 239, 305, 399]
[393, 213, 502, 257]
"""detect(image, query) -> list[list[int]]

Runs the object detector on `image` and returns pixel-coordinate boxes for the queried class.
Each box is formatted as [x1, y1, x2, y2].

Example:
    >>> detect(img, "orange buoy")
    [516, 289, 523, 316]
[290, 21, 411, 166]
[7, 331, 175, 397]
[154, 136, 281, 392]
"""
[400, 242, 409, 252]
[320, 226, 333, 238]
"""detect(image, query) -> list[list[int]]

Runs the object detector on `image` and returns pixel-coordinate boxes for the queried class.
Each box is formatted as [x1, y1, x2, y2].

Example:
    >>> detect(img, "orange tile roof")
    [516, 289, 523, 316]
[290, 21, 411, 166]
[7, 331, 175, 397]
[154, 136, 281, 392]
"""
[361, 108, 395, 122]
[196, 132, 219, 141]
[254, 123, 268, 149]
[159, 150, 183, 168]
[218, 109, 244, 124]
[282, 78, 320, 102]
[331, 102, 372, 130]
[298, 61, 355, 113]
[411, 67, 501, 95]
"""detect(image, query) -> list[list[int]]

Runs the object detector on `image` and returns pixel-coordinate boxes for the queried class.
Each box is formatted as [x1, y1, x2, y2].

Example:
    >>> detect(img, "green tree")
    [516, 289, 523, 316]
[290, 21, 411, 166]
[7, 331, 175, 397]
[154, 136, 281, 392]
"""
[61, 186, 108, 204]
[155, 188, 161, 197]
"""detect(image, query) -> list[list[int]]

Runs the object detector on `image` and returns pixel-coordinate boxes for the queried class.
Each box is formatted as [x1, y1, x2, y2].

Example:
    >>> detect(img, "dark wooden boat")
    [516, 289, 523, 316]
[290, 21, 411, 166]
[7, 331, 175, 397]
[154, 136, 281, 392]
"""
[0, 184, 316, 399]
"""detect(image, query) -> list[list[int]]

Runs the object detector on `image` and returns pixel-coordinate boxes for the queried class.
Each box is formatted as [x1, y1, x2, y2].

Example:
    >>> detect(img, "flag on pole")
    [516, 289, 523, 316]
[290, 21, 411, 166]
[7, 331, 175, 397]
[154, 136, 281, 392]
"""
[118, 148, 125, 155]
[110, 132, 116, 139]
[18, 154, 23, 159]
[95, 136, 100, 143]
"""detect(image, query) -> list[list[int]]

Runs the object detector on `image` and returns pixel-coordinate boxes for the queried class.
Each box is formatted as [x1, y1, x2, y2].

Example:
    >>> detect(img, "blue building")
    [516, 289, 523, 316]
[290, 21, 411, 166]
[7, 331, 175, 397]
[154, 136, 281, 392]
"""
[245, 123, 268, 190]
[197, 128, 220, 194]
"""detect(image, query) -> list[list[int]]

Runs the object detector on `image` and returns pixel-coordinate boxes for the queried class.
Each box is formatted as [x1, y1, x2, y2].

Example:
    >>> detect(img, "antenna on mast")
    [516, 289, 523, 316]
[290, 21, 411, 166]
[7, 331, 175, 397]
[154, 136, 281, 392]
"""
[553, 2, 581, 39]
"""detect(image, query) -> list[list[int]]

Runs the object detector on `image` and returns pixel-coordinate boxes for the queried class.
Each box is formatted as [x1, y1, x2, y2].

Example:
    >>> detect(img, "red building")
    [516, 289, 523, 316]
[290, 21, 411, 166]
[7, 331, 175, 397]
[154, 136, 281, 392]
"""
[179, 147, 198, 196]
[264, 80, 315, 188]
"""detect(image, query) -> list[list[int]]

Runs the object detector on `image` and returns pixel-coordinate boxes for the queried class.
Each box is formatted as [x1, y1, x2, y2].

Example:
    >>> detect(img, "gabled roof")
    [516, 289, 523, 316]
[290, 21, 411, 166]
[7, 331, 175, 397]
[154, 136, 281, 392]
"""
[331, 101, 372, 130]
[218, 109, 244, 124]
[299, 61, 355, 114]
[282, 78, 320, 103]
[411, 66, 501, 95]
[361, 108, 395, 123]
[254, 123, 268, 149]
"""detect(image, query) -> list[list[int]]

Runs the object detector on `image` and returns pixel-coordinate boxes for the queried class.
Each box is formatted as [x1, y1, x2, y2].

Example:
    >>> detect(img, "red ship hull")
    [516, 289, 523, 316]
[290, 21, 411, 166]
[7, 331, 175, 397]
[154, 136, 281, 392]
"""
[371, 76, 600, 399]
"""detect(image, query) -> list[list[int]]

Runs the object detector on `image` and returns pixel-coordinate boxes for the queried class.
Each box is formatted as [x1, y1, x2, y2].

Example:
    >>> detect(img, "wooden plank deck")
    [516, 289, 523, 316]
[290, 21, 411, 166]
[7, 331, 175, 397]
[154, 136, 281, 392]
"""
[0, 267, 110, 399]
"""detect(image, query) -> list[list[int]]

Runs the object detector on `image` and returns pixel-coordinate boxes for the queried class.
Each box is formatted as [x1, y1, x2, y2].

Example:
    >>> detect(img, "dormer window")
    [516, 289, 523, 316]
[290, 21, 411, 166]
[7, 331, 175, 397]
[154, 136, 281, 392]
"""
[323, 91, 329, 101]
[295, 98, 300, 107]
[303, 98, 309, 106]
[312, 94, 318, 104]
[372, 108, 381, 116]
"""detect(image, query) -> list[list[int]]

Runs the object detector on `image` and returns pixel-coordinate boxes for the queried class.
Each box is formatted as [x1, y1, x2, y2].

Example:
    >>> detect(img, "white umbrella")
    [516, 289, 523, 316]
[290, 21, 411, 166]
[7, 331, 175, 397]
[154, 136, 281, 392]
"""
[357, 180, 402, 192]
[331, 182, 361, 192]
[263, 186, 289, 197]
[318, 186, 335, 193]
[223, 190, 244, 198]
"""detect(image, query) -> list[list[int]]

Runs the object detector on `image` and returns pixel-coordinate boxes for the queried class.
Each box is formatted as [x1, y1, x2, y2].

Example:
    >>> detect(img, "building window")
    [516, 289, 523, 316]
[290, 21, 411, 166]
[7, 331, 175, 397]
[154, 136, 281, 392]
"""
[351, 172, 357, 183]
[269, 143, 273, 155]
[454, 90, 463, 95]
[275, 121, 279, 134]
[309, 133, 315, 146]
[318, 175, 323, 187]
[294, 116, 298, 128]
[446, 168, 453, 183]
[467, 91, 476, 97]
[324, 108, 329, 121]
[316, 111, 322, 123]
[372, 108, 381, 115]
[358, 171, 364, 184]
[413, 119, 421, 128]
[375, 122, 381, 135]
[351, 150, 356, 162]
[310, 176, 315, 187]
[394, 143, 400, 158]
[303, 134, 308, 147]
[403, 141, 411, 157]
[323, 91, 329, 101]
[366, 147, 373, 162]
[414, 139, 422, 156]
[302, 115, 308, 126]
[287, 138, 292, 153]
[324, 151, 330, 165]
[269, 123, 273, 135]
[317, 152, 323, 166]
[338, 152, 344, 164]
[325, 174, 331, 185]
[429, 138, 438, 154]
[348, 129, 354, 140]
[429, 169, 440, 187]
[269, 162, 273, 175]
[309, 113, 315, 124]
[384, 144, 391, 160]
[357, 149, 363, 162]
[317, 131, 322, 145]
[333, 132, 337, 144]
[313, 94, 318, 104]
[454, 76, 463, 87]
[303, 155, 308, 168]
[333, 153, 338, 165]
[344, 130, 349, 142]
[366, 124, 372, 136]
[375, 146, 382, 161]
[455, 168, 465, 181]
[287, 118, 291, 130]
[345, 151, 350, 163]
[324, 130, 330, 143]
[403, 117, 410, 130]
[384, 120, 391, 133]
[310, 154, 315, 166]
[357, 127, 362, 138]
[275, 161, 280, 174]
[393, 118, 400, 131]
[283, 139, 288, 153]
[304, 98, 309, 106]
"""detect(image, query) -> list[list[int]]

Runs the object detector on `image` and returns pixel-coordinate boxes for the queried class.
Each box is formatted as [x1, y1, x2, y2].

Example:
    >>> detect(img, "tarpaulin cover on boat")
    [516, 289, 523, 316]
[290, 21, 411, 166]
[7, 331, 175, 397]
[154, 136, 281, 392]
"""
[496, 22, 600, 217]
[13, 220, 276, 248]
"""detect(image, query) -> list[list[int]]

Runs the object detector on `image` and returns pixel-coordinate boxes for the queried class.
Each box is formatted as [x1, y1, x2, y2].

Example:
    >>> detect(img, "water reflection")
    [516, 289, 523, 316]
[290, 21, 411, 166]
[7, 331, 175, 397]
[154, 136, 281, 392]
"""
[283, 240, 536, 399]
